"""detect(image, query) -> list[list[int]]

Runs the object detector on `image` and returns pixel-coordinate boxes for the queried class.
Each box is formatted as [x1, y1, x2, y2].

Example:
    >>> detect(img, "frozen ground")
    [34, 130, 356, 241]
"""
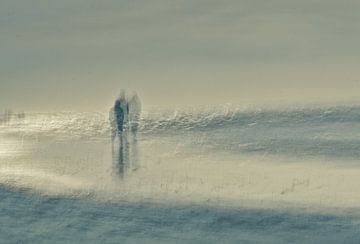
[1, 106, 360, 243]
[1, 187, 360, 244]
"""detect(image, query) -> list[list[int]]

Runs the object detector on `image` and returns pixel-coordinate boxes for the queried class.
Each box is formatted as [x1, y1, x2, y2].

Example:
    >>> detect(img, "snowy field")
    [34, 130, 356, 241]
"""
[1, 106, 360, 243]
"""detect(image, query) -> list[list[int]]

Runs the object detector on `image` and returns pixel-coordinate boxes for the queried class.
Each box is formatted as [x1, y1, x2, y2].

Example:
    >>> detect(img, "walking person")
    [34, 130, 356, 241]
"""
[110, 90, 129, 176]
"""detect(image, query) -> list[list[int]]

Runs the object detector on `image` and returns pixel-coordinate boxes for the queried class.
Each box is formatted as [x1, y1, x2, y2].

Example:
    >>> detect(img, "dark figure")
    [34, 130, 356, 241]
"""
[110, 90, 141, 178]
[114, 99, 125, 133]
[110, 95, 128, 177]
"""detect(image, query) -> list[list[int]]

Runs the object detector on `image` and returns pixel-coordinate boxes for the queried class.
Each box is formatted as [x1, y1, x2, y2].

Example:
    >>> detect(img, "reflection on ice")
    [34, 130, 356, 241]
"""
[0, 135, 28, 158]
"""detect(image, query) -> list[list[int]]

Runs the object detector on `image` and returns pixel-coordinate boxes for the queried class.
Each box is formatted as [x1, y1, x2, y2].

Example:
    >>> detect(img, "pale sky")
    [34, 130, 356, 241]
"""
[1, 0, 360, 110]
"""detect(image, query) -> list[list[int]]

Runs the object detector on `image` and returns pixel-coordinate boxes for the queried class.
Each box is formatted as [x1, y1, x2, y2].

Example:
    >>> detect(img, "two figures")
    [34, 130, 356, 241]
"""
[110, 90, 141, 176]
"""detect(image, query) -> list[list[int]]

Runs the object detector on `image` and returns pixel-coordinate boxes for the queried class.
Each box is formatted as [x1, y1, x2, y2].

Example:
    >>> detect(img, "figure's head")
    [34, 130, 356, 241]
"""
[114, 99, 121, 107]
[130, 91, 138, 100]
[119, 89, 126, 100]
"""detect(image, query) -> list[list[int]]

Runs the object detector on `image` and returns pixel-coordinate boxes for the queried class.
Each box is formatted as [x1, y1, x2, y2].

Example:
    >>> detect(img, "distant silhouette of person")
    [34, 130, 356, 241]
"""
[128, 92, 141, 134]
[114, 99, 125, 133]
[110, 90, 128, 176]
[110, 90, 141, 177]
[127, 92, 141, 170]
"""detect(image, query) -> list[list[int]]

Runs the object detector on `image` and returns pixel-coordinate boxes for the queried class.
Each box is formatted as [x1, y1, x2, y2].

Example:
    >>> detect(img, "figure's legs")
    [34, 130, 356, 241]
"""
[123, 130, 130, 170]
[118, 133, 125, 176]
[111, 133, 115, 158]
[130, 131, 139, 171]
